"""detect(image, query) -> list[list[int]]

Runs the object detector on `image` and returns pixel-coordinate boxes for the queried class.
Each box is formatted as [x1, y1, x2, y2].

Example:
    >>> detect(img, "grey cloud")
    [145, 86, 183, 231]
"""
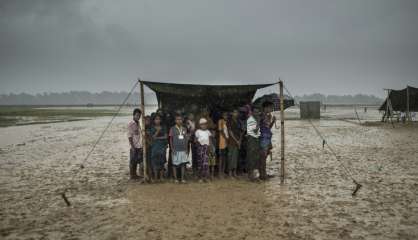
[0, 0, 417, 96]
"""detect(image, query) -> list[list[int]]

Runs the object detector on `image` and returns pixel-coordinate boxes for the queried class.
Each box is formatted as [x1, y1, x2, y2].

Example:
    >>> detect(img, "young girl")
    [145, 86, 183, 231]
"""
[169, 114, 189, 183]
[195, 118, 213, 182]
[148, 114, 168, 182]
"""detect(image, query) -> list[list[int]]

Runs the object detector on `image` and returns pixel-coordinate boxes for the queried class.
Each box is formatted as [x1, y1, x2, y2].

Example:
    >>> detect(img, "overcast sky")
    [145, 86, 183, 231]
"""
[1, 0, 417, 97]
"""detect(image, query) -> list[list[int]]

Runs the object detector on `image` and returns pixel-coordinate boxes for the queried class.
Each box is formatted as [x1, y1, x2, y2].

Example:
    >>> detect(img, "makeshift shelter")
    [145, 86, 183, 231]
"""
[379, 86, 418, 121]
[300, 101, 321, 119]
[138, 80, 290, 182]
[379, 86, 418, 112]
[142, 81, 285, 112]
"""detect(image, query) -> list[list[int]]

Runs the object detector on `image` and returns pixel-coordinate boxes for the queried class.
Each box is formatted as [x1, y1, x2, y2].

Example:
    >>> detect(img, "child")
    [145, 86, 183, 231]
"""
[169, 114, 189, 183]
[259, 101, 275, 181]
[186, 113, 198, 178]
[195, 118, 213, 182]
[149, 114, 168, 182]
[218, 112, 229, 178]
[127, 108, 143, 180]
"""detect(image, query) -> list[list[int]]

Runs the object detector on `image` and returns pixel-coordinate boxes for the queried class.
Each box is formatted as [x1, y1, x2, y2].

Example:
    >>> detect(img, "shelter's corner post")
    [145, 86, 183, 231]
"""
[406, 86, 411, 122]
[279, 79, 285, 184]
[139, 79, 148, 181]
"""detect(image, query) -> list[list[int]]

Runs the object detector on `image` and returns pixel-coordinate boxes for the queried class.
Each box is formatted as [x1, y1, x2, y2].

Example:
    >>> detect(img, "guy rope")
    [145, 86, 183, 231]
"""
[283, 84, 362, 196]
[61, 80, 140, 206]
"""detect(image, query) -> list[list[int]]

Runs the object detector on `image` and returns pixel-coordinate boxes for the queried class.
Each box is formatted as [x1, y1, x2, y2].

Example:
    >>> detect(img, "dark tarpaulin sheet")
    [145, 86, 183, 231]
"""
[142, 81, 277, 112]
[379, 86, 418, 112]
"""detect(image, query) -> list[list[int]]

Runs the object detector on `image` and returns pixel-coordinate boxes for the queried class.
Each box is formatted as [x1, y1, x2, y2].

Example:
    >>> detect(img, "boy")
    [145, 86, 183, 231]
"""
[217, 112, 229, 178]
[127, 108, 143, 180]
[169, 114, 189, 183]
[259, 101, 276, 180]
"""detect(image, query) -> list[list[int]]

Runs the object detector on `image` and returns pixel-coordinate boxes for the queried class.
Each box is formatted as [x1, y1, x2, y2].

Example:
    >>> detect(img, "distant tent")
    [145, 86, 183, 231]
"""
[142, 81, 284, 112]
[379, 86, 418, 112]
[252, 93, 294, 111]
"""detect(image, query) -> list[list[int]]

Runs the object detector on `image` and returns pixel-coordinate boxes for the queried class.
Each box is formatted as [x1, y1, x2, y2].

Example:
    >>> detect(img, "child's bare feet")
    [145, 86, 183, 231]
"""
[181, 180, 187, 184]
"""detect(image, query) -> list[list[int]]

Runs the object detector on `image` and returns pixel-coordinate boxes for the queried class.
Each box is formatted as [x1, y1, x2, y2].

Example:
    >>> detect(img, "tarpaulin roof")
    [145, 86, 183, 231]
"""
[379, 86, 418, 112]
[142, 81, 278, 112]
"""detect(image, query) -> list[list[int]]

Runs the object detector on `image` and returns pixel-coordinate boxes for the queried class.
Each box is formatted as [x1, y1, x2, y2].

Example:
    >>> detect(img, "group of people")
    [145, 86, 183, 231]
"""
[127, 101, 277, 183]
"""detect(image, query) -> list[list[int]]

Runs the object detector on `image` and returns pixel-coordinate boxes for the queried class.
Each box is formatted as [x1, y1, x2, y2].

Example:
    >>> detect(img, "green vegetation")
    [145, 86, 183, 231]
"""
[0, 106, 127, 127]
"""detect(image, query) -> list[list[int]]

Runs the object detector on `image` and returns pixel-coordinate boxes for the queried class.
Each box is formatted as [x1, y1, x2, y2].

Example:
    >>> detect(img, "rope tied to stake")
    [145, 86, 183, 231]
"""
[61, 80, 140, 206]
[284, 83, 362, 196]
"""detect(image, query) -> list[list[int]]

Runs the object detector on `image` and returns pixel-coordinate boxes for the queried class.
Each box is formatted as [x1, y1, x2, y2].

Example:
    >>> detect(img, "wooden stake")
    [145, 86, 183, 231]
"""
[279, 80, 285, 184]
[139, 79, 148, 181]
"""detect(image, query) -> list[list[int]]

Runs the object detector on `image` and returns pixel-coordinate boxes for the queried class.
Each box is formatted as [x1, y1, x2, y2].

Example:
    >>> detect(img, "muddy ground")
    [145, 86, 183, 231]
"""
[1, 107, 417, 240]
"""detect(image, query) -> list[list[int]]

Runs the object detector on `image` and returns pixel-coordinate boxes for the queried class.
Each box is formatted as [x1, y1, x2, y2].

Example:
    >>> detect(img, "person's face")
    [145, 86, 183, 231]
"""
[154, 116, 161, 125]
[222, 112, 228, 119]
[175, 116, 183, 125]
[264, 105, 273, 113]
[133, 112, 141, 121]
[253, 109, 260, 118]
[200, 123, 208, 130]
[188, 113, 194, 121]
[232, 110, 239, 118]
[145, 117, 151, 125]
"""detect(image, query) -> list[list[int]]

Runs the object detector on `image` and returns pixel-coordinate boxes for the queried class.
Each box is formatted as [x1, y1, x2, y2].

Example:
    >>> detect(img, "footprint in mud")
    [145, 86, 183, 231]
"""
[145, 227, 161, 240]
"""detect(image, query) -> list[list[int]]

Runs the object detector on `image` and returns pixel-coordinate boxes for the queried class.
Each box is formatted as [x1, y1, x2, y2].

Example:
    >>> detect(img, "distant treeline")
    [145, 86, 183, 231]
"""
[0, 91, 383, 106]
[294, 93, 383, 105]
[0, 91, 157, 106]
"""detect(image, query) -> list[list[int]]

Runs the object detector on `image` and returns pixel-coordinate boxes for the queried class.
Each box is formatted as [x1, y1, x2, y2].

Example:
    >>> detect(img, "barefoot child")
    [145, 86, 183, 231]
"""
[259, 101, 275, 180]
[195, 118, 213, 182]
[127, 108, 143, 180]
[149, 114, 168, 182]
[218, 112, 229, 178]
[169, 114, 189, 183]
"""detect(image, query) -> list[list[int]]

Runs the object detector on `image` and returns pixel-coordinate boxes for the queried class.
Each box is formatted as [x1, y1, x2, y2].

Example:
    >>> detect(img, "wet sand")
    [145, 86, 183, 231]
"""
[1, 108, 418, 240]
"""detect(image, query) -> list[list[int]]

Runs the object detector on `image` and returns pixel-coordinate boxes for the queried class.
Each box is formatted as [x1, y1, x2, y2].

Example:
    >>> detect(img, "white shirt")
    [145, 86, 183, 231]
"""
[246, 115, 260, 138]
[127, 120, 142, 148]
[195, 129, 211, 146]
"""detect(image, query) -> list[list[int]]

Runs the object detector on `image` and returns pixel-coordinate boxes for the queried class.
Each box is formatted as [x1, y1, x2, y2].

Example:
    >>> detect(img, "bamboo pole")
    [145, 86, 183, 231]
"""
[407, 86, 410, 122]
[139, 79, 148, 181]
[385, 89, 390, 122]
[279, 80, 285, 184]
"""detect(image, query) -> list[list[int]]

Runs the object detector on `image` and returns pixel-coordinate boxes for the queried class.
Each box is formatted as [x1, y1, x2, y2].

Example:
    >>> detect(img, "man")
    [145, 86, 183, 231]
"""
[245, 105, 261, 181]
[127, 108, 143, 180]
[227, 109, 242, 178]
[259, 101, 276, 180]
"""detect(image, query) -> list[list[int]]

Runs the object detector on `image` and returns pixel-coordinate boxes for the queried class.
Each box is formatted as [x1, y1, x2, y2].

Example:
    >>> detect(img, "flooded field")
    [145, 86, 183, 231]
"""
[0, 106, 417, 240]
